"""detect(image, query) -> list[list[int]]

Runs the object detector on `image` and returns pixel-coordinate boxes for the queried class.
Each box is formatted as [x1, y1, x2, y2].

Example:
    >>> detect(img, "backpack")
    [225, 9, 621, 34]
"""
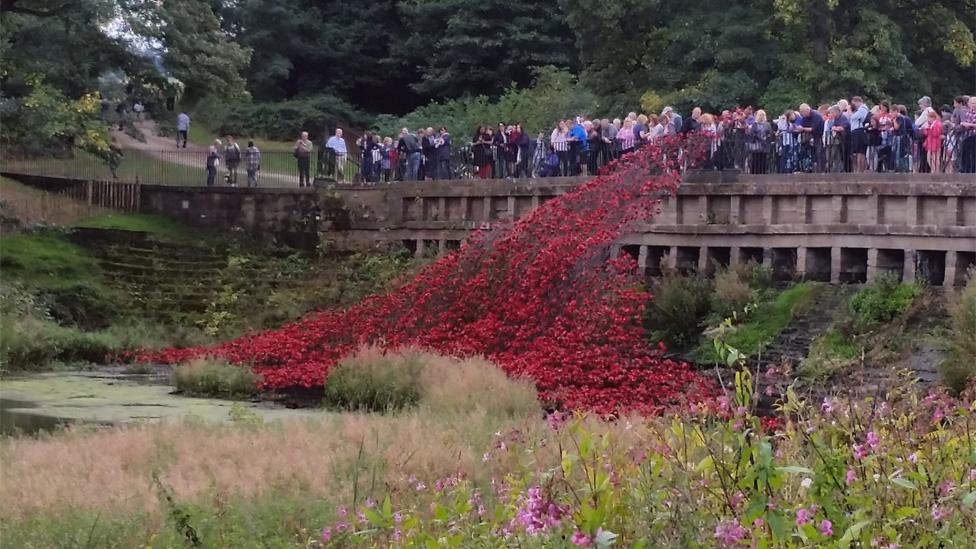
[225, 144, 241, 162]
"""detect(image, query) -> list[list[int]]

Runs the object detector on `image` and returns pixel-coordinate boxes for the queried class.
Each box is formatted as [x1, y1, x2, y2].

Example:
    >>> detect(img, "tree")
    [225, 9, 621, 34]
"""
[399, 0, 579, 100]
[155, 0, 251, 102]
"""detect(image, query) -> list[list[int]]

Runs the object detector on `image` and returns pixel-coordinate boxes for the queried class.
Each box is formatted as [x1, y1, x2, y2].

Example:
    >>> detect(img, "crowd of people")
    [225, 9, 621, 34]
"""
[318, 94, 976, 184]
[190, 93, 976, 188]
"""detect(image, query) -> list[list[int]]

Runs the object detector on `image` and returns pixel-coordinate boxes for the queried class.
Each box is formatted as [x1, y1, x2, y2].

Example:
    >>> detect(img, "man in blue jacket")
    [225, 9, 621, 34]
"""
[570, 118, 588, 175]
[797, 103, 824, 172]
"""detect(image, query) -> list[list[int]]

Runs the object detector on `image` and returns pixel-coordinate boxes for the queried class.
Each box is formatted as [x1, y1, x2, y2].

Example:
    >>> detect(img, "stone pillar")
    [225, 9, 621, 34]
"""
[944, 251, 958, 288]
[666, 246, 678, 270]
[797, 196, 810, 224]
[698, 195, 708, 225]
[507, 196, 517, 220]
[762, 196, 774, 224]
[482, 196, 493, 221]
[730, 246, 741, 267]
[637, 245, 649, 272]
[609, 244, 621, 259]
[945, 197, 960, 226]
[906, 196, 920, 226]
[762, 248, 774, 267]
[866, 248, 879, 283]
[866, 194, 880, 224]
[796, 247, 808, 279]
[729, 195, 741, 224]
[415, 239, 426, 258]
[460, 197, 469, 221]
[903, 249, 916, 283]
[830, 247, 842, 283]
[417, 197, 427, 221]
[531, 195, 540, 210]
[437, 197, 447, 221]
[698, 246, 709, 274]
[832, 195, 845, 223]
[437, 239, 447, 256]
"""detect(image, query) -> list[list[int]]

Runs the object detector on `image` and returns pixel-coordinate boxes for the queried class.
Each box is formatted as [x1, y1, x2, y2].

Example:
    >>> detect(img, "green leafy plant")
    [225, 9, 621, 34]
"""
[648, 273, 713, 349]
[172, 358, 259, 399]
[849, 274, 922, 330]
[941, 275, 976, 394]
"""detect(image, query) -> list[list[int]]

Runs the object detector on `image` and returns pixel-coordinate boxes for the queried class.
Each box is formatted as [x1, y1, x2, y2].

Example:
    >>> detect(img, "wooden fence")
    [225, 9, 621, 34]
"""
[56, 180, 141, 212]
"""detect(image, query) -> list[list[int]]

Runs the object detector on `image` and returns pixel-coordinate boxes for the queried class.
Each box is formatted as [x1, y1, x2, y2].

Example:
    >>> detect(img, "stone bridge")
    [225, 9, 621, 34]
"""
[329, 173, 976, 287]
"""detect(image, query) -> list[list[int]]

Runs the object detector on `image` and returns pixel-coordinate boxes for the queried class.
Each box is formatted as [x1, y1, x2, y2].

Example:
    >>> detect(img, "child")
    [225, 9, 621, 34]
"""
[922, 108, 943, 174]
[539, 146, 560, 177]
[532, 131, 546, 177]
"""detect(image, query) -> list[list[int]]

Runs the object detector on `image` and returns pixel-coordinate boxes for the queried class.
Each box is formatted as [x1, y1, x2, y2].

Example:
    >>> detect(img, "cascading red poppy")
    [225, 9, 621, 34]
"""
[139, 135, 716, 415]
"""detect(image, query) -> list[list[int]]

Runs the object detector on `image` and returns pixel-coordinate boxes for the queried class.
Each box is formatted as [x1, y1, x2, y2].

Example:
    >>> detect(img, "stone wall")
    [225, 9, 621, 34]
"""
[330, 173, 976, 287]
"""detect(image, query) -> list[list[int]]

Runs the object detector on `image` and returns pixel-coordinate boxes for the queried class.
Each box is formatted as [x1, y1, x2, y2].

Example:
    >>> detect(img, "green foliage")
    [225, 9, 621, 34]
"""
[711, 268, 755, 322]
[699, 282, 815, 362]
[172, 358, 259, 399]
[648, 274, 713, 349]
[152, 0, 251, 102]
[0, 315, 120, 370]
[0, 232, 100, 289]
[74, 213, 218, 244]
[323, 351, 424, 413]
[195, 94, 368, 142]
[373, 67, 597, 138]
[849, 274, 922, 330]
[400, 1, 578, 99]
[0, 79, 110, 157]
[941, 276, 976, 394]
[800, 329, 864, 381]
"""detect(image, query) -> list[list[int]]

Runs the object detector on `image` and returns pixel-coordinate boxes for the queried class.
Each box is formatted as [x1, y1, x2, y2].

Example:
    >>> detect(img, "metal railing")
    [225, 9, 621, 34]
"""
[3, 128, 973, 191]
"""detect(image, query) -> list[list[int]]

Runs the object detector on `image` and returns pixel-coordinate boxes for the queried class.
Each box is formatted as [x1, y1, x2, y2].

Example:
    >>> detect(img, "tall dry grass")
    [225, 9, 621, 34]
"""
[0, 349, 546, 520]
[0, 178, 106, 226]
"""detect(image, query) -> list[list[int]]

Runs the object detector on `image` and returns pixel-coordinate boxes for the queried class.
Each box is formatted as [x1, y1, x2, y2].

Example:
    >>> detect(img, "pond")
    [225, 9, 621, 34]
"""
[0, 371, 330, 435]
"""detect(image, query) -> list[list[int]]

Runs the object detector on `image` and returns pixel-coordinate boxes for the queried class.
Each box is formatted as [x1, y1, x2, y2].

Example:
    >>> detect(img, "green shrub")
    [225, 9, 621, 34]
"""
[39, 282, 118, 330]
[648, 274, 713, 349]
[941, 276, 976, 394]
[199, 94, 368, 142]
[323, 350, 424, 413]
[849, 273, 922, 329]
[710, 268, 754, 321]
[799, 329, 864, 381]
[0, 316, 121, 370]
[172, 358, 259, 399]
[698, 282, 815, 363]
[323, 347, 540, 417]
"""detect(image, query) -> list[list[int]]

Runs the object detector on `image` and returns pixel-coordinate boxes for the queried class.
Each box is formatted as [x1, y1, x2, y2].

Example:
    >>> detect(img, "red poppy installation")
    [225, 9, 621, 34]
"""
[144, 137, 714, 415]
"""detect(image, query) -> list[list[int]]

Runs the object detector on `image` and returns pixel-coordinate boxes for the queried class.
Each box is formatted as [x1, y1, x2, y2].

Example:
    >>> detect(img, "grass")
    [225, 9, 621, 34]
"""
[698, 282, 815, 363]
[173, 357, 260, 399]
[799, 329, 864, 381]
[940, 275, 976, 394]
[74, 212, 216, 244]
[323, 347, 539, 416]
[0, 233, 100, 289]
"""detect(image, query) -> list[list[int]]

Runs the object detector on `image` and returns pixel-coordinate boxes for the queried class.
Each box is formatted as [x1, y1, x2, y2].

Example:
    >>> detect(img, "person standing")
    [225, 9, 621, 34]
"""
[206, 139, 221, 187]
[796, 103, 824, 172]
[223, 136, 241, 186]
[921, 109, 943, 174]
[959, 96, 976, 173]
[399, 128, 422, 181]
[293, 131, 313, 187]
[550, 121, 569, 176]
[325, 128, 348, 181]
[176, 111, 190, 148]
[107, 137, 124, 180]
[436, 127, 452, 180]
[569, 118, 588, 175]
[849, 96, 869, 172]
[245, 141, 261, 187]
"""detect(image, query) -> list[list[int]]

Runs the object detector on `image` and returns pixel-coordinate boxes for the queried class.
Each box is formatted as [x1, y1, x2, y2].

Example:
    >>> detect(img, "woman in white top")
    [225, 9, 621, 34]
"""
[550, 120, 570, 176]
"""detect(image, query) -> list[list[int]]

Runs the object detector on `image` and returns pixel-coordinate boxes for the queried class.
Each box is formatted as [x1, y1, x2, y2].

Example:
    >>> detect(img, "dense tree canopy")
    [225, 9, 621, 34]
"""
[1, 0, 973, 145]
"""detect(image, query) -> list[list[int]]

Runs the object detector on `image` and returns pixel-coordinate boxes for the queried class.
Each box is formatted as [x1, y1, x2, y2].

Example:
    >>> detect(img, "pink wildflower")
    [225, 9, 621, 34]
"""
[846, 469, 857, 485]
[571, 529, 592, 546]
[853, 443, 868, 460]
[931, 504, 951, 521]
[714, 519, 746, 548]
[866, 431, 880, 449]
[819, 519, 833, 537]
[321, 527, 332, 543]
[795, 507, 813, 526]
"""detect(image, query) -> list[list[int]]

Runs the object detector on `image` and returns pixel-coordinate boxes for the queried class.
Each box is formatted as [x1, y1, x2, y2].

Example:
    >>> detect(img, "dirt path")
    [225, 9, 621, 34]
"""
[111, 121, 300, 188]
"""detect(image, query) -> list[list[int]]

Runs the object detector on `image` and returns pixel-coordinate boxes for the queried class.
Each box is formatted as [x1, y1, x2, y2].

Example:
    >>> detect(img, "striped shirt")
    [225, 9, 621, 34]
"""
[550, 129, 569, 152]
[616, 130, 636, 150]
